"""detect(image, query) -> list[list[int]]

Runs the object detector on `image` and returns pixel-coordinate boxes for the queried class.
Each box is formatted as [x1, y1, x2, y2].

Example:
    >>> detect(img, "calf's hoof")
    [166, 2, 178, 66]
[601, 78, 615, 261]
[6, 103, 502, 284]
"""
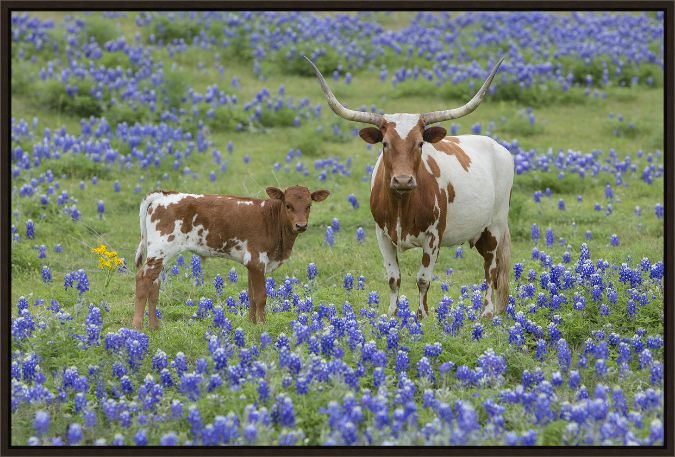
[149, 320, 160, 331]
[132, 318, 143, 330]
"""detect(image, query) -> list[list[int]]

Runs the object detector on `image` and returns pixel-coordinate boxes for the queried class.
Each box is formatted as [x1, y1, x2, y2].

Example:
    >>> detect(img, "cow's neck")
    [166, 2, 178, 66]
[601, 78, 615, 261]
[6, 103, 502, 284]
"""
[266, 200, 298, 261]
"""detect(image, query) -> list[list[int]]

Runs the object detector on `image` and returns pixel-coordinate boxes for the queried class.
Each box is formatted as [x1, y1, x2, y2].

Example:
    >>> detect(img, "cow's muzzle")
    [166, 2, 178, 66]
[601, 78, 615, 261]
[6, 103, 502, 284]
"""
[294, 223, 308, 233]
[390, 175, 417, 192]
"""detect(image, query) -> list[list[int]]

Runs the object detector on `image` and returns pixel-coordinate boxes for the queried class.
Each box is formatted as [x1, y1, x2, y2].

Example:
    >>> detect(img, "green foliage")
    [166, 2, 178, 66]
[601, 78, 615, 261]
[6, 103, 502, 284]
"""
[37, 80, 103, 118]
[106, 104, 149, 127]
[39, 154, 110, 180]
[258, 107, 297, 128]
[148, 15, 201, 43]
[161, 70, 188, 110]
[277, 48, 342, 77]
[82, 14, 119, 46]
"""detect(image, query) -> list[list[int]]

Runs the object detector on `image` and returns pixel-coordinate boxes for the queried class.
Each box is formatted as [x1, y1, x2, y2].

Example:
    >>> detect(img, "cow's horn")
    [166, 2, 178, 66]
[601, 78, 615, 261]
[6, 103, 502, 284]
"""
[421, 56, 506, 125]
[305, 56, 383, 126]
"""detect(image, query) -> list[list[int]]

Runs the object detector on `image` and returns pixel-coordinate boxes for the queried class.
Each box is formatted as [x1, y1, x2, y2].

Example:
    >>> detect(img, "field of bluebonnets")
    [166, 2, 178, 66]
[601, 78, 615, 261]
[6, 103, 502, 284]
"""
[10, 11, 666, 446]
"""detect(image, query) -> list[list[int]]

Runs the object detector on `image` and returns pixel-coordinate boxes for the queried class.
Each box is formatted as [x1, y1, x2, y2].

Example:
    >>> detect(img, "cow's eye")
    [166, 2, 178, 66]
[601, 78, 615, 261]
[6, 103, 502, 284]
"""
[286, 204, 292, 210]
[419, 142, 424, 148]
[306, 205, 311, 211]
[382, 142, 388, 148]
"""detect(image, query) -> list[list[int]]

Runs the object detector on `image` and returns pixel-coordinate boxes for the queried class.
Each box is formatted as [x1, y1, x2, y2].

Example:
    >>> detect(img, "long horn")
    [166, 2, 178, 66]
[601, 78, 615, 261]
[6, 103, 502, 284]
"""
[304, 56, 383, 126]
[421, 56, 506, 125]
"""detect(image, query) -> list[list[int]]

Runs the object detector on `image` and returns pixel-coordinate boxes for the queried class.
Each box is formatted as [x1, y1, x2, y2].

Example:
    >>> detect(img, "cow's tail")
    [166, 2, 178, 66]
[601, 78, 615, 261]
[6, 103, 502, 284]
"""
[495, 225, 511, 313]
[135, 192, 162, 269]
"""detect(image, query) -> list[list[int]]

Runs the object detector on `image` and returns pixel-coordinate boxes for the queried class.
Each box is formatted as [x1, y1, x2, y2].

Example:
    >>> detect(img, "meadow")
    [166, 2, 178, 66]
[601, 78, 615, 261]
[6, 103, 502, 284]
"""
[9, 11, 665, 446]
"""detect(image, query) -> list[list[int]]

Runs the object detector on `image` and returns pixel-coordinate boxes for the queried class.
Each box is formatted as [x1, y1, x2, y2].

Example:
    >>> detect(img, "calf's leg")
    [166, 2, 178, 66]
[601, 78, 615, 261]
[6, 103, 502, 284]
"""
[133, 257, 163, 330]
[247, 267, 267, 324]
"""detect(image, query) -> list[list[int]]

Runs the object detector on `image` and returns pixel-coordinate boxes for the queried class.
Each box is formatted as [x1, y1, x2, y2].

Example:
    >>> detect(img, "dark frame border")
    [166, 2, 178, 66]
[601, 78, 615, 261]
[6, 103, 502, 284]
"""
[1, 1, 673, 456]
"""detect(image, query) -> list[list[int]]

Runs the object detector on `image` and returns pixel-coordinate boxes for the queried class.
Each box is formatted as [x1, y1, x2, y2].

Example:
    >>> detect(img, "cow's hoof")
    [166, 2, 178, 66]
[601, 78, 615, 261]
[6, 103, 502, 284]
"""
[149, 320, 160, 331]
[132, 319, 143, 330]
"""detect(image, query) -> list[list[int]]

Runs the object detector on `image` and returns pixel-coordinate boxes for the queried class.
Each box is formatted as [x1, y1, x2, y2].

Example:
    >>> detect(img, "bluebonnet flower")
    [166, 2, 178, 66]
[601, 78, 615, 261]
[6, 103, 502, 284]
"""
[455, 246, 463, 258]
[160, 432, 179, 446]
[213, 274, 224, 297]
[33, 411, 49, 436]
[356, 227, 365, 243]
[545, 228, 554, 247]
[531, 224, 540, 243]
[609, 233, 620, 247]
[331, 218, 340, 232]
[67, 423, 83, 445]
[192, 255, 203, 285]
[655, 203, 664, 219]
[348, 194, 359, 209]
[41, 266, 52, 283]
[26, 220, 35, 240]
[472, 323, 484, 341]
[557, 339, 571, 371]
[344, 273, 354, 291]
[325, 226, 334, 247]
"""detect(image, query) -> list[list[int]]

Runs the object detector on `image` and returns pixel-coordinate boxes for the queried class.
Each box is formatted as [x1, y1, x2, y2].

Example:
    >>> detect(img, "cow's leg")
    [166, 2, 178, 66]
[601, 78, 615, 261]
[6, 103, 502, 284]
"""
[416, 236, 440, 319]
[247, 267, 266, 324]
[474, 226, 506, 319]
[134, 257, 163, 330]
[376, 226, 400, 316]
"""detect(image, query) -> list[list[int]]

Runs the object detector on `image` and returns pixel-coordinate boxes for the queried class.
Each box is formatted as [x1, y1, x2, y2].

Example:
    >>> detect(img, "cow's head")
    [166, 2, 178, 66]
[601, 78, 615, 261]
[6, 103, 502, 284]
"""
[266, 185, 330, 233]
[305, 56, 504, 194]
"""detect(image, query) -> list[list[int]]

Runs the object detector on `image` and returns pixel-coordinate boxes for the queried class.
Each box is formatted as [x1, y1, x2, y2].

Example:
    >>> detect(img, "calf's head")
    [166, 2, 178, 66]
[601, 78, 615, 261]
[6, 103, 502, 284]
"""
[305, 56, 505, 194]
[266, 185, 330, 233]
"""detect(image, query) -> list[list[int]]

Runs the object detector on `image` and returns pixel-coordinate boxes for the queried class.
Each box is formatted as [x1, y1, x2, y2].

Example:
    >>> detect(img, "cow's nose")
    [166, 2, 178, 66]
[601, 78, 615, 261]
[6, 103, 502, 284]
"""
[295, 223, 308, 232]
[391, 175, 416, 191]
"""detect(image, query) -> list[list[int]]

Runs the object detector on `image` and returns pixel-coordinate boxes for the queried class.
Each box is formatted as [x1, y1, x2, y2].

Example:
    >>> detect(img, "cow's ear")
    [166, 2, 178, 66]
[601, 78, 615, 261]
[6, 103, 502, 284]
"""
[423, 126, 447, 143]
[266, 187, 284, 200]
[359, 127, 383, 144]
[311, 189, 330, 202]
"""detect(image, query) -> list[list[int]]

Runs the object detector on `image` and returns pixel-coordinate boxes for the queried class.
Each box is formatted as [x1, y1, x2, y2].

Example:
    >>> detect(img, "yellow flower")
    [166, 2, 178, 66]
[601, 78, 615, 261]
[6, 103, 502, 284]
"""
[92, 245, 107, 255]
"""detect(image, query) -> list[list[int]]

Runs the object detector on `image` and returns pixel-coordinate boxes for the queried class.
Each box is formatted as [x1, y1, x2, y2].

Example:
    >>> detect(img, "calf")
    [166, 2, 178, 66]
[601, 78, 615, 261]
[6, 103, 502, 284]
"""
[133, 186, 330, 329]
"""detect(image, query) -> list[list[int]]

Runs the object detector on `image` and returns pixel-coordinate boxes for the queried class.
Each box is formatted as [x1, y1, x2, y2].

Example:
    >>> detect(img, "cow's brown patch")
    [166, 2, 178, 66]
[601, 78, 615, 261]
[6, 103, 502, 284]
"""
[474, 228, 498, 289]
[167, 235, 174, 242]
[426, 156, 441, 178]
[422, 252, 430, 267]
[432, 137, 472, 172]
[371, 150, 448, 245]
[447, 183, 455, 203]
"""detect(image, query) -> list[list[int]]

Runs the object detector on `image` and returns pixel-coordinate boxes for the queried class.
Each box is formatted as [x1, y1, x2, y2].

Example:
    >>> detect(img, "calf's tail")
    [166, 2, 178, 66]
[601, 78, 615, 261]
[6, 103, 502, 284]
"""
[135, 192, 163, 269]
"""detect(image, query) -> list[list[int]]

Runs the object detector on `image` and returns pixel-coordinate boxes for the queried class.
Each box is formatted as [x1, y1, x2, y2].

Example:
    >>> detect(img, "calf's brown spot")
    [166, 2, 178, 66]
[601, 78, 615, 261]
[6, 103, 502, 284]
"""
[422, 252, 430, 267]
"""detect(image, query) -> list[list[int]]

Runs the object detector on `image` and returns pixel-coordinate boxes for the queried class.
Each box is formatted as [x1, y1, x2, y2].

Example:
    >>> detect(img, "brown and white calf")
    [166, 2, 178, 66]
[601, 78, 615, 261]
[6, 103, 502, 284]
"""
[133, 186, 330, 329]
[307, 56, 514, 320]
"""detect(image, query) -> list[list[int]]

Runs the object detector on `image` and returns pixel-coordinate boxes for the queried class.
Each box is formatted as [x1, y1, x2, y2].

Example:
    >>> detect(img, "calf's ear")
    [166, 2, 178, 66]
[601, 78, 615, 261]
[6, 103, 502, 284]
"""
[311, 189, 330, 202]
[266, 187, 284, 200]
[359, 127, 383, 144]
[423, 126, 447, 143]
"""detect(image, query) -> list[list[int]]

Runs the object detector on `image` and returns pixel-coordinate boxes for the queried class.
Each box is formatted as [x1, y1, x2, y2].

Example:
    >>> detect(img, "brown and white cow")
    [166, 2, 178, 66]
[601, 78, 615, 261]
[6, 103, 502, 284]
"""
[307, 56, 514, 320]
[133, 186, 330, 329]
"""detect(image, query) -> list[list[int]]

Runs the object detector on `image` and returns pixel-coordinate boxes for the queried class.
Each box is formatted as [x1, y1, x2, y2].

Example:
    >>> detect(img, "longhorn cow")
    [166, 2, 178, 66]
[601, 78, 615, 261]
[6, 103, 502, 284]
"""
[306, 56, 514, 319]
